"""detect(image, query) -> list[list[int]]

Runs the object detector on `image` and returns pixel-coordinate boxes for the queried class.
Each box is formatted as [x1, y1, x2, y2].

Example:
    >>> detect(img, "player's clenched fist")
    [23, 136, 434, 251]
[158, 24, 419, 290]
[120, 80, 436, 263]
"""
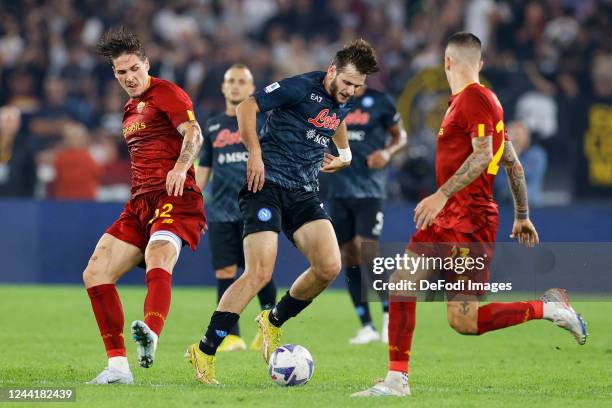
[166, 166, 187, 196]
[247, 151, 265, 192]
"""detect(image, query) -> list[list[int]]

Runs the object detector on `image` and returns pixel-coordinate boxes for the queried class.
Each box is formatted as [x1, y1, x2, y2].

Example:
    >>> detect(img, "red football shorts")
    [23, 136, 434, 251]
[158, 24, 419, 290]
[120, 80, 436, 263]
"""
[407, 218, 498, 297]
[106, 189, 206, 253]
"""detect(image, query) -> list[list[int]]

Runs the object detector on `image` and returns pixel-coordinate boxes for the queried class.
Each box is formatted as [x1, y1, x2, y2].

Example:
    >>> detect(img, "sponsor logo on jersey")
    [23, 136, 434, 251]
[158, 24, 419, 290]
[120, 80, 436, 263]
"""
[122, 121, 146, 137]
[310, 93, 323, 103]
[257, 208, 272, 222]
[345, 109, 370, 126]
[307, 109, 341, 130]
[264, 82, 280, 93]
[306, 129, 330, 147]
[218, 151, 248, 165]
[347, 130, 366, 141]
[213, 129, 242, 148]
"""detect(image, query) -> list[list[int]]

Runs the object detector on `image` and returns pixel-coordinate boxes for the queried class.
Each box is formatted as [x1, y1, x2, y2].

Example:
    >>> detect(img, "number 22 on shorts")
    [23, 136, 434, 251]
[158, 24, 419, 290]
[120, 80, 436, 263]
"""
[148, 203, 174, 225]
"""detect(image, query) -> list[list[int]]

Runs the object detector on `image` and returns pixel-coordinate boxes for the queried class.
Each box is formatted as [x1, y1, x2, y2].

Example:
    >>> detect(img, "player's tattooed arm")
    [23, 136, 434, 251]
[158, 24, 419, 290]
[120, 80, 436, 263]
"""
[322, 121, 351, 173]
[414, 136, 492, 230]
[499, 141, 529, 219]
[500, 141, 539, 247]
[439, 136, 494, 198]
[176, 120, 203, 168]
[165, 120, 203, 196]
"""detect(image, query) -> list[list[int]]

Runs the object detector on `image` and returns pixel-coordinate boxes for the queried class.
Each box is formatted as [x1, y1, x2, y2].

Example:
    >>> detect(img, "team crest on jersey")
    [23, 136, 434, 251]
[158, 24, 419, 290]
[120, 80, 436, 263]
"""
[137, 101, 145, 113]
[361, 96, 374, 107]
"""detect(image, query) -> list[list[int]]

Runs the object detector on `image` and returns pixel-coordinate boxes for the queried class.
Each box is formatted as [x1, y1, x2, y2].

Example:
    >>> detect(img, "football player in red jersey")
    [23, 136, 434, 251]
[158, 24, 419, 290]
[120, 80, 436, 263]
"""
[353, 32, 587, 397]
[83, 27, 206, 384]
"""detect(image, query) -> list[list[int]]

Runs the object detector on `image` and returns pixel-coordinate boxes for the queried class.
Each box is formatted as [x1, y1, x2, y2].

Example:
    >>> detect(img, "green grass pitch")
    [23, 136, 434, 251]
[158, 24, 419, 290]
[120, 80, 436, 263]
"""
[0, 285, 610, 407]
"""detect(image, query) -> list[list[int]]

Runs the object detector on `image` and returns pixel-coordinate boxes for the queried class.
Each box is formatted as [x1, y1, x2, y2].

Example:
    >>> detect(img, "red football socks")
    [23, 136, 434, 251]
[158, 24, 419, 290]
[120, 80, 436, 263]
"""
[388, 297, 416, 373]
[143, 268, 172, 336]
[477, 301, 543, 335]
[87, 284, 126, 357]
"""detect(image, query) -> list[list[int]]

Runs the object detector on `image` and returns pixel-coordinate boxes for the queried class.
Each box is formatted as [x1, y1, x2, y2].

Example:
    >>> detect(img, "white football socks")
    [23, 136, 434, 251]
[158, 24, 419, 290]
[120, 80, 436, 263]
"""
[108, 356, 130, 373]
[386, 370, 409, 387]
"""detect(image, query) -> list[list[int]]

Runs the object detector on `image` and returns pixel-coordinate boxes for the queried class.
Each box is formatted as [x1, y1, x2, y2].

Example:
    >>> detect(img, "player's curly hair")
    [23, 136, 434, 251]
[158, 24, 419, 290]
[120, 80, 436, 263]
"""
[96, 26, 146, 65]
[332, 39, 379, 75]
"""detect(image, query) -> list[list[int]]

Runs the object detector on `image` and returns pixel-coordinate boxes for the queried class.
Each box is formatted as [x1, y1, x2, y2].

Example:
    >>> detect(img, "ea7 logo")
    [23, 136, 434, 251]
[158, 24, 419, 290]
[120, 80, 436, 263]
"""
[310, 93, 323, 103]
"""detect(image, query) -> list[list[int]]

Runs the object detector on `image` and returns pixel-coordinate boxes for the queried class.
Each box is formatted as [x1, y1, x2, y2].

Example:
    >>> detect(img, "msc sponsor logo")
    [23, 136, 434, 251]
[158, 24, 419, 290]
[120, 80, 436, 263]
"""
[307, 109, 341, 130]
[213, 129, 242, 148]
[348, 130, 365, 141]
[345, 109, 370, 126]
[218, 151, 248, 164]
[123, 121, 146, 137]
[306, 129, 329, 147]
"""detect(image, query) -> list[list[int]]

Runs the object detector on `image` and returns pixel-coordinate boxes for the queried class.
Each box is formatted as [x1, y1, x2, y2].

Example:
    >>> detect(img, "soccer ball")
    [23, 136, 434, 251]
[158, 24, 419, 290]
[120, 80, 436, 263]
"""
[268, 344, 314, 386]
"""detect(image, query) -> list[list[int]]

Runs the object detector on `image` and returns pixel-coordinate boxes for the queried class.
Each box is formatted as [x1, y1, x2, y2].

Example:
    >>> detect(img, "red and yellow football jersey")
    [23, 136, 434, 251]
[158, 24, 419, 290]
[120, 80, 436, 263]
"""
[435, 83, 508, 232]
[122, 76, 199, 198]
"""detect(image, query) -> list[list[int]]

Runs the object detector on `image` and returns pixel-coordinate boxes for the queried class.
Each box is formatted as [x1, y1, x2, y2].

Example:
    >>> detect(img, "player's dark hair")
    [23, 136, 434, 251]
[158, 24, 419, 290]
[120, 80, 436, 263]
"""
[446, 32, 482, 50]
[96, 27, 146, 65]
[332, 39, 379, 75]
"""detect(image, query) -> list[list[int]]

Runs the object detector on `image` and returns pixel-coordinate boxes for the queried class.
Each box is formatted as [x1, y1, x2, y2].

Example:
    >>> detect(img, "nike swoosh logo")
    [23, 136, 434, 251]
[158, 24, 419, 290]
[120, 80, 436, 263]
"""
[107, 379, 121, 384]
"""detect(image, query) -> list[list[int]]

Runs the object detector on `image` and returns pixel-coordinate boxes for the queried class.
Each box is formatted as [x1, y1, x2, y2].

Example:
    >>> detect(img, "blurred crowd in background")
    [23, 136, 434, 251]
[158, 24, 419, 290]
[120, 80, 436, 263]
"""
[0, 0, 610, 203]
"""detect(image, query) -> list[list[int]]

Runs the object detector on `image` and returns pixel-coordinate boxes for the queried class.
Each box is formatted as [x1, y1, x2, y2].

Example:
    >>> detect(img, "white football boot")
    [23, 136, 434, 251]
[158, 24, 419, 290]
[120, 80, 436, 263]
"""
[540, 288, 588, 345]
[352, 378, 410, 397]
[349, 324, 381, 344]
[131, 320, 158, 368]
[86, 367, 133, 385]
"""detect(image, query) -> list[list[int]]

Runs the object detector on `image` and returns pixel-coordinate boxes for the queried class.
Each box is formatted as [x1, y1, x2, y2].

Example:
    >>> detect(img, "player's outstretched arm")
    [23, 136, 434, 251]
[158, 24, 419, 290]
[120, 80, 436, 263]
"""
[321, 121, 351, 173]
[166, 120, 203, 196]
[500, 141, 539, 247]
[414, 136, 493, 230]
[236, 96, 265, 192]
[367, 122, 407, 169]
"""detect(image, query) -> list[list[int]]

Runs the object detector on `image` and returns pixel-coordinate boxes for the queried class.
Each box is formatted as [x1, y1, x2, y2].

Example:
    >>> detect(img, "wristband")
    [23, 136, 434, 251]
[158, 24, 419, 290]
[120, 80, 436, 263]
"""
[338, 147, 352, 163]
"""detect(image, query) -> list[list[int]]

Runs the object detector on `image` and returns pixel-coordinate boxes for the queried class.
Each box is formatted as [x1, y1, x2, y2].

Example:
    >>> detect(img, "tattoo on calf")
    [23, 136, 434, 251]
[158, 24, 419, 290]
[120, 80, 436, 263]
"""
[461, 301, 470, 315]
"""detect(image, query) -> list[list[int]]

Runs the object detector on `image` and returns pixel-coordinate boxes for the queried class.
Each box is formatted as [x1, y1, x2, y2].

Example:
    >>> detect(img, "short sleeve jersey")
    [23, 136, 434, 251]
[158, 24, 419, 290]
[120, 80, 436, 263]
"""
[122, 76, 199, 198]
[253, 71, 353, 191]
[328, 88, 400, 199]
[199, 113, 265, 222]
[436, 83, 508, 231]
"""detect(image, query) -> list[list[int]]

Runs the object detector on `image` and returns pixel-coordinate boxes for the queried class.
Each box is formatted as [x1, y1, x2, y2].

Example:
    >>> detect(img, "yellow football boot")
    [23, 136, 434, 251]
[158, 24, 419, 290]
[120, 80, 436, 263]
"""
[186, 343, 219, 385]
[217, 334, 247, 352]
[255, 310, 282, 363]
